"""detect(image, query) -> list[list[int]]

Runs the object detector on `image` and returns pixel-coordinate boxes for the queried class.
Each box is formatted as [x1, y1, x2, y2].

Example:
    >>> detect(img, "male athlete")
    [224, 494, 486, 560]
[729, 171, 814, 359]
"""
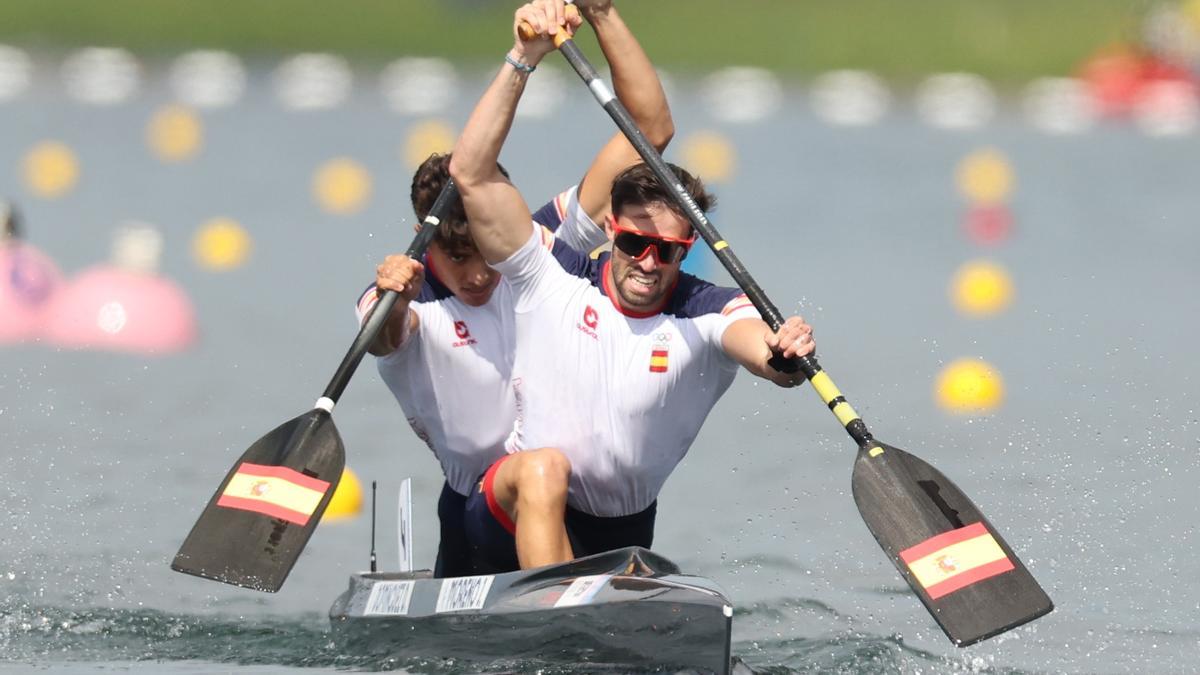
[358, 0, 674, 576]
[450, 0, 817, 571]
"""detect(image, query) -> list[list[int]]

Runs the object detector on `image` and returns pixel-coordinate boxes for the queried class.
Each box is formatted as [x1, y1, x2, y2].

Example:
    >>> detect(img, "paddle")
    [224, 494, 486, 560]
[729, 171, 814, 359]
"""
[172, 181, 458, 592]
[531, 26, 1053, 646]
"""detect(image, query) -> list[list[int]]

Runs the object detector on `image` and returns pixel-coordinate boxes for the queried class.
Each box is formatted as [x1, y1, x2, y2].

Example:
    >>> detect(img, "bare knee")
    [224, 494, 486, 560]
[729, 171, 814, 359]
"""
[515, 448, 570, 505]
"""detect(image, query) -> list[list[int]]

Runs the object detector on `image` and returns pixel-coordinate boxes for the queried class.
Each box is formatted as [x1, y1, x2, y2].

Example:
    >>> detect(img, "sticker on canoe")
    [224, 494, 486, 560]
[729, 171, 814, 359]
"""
[216, 462, 330, 525]
[553, 574, 613, 608]
[364, 580, 416, 616]
[435, 574, 495, 613]
[899, 521, 1015, 600]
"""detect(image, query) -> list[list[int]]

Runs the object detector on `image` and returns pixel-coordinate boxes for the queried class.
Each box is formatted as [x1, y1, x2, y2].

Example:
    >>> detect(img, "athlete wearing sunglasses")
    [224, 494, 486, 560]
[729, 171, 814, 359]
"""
[611, 223, 694, 264]
[449, 0, 815, 574]
[602, 168, 704, 313]
[359, 0, 679, 577]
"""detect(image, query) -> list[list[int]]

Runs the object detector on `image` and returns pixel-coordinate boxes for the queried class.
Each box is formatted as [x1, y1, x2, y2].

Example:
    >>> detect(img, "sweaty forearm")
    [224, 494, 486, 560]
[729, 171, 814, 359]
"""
[449, 61, 539, 264]
[721, 317, 791, 384]
[451, 64, 527, 190]
[589, 5, 673, 148]
[367, 298, 414, 356]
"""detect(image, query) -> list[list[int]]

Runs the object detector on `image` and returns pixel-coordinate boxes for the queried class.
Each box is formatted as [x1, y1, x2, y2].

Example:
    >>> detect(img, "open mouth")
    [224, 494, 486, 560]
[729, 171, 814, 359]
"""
[624, 271, 659, 295]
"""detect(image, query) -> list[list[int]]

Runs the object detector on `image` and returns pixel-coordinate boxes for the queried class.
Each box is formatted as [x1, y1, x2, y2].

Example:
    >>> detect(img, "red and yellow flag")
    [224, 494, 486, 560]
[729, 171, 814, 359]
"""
[217, 462, 331, 526]
[649, 349, 668, 373]
[899, 522, 1014, 600]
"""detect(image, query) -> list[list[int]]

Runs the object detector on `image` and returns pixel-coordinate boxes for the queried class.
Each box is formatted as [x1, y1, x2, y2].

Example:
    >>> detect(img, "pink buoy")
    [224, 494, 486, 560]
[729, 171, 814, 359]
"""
[0, 201, 63, 344]
[962, 204, 1014, 246]
[43, 223, 197, 355]
[1079, 44, 1198, 118]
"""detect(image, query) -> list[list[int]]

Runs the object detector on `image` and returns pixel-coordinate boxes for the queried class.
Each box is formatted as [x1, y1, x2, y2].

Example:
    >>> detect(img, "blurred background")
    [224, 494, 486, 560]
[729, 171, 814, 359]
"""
[2, 1, 1198, 673]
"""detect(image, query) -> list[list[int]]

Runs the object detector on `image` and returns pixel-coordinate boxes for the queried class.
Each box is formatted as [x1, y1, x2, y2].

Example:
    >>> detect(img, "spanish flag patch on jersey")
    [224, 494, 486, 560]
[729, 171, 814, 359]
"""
[899, 521, 1015, 600]
[649, 348, 669, 373]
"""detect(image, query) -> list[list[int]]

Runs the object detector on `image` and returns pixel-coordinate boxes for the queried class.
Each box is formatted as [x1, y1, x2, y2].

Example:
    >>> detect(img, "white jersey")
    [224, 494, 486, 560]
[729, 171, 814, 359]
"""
[358, 186, 607, 496]
[492, 225, 761, 517]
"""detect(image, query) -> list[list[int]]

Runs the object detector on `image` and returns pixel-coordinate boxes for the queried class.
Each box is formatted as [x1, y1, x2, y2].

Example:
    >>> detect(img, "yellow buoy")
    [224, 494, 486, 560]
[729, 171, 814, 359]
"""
[324, 466, 363, 522]
[404, 119, 456, 169]
[1186, 0, 1200, 32]
[147, 104, 203, 162]
[314, 158, 371, 215]
[22, 141, 80, 198]
[193, 217, 252, 270]
[955, 148, 1013, 205]
[936, 358, 1005, 414]
[950, 259, 1014, 317]
[679, 131, 737, 183]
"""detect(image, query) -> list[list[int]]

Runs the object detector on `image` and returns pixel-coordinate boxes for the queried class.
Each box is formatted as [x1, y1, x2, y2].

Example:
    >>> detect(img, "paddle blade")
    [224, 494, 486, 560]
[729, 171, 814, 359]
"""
[171, 409, 344, 592]
[851, 442, 1052, 646]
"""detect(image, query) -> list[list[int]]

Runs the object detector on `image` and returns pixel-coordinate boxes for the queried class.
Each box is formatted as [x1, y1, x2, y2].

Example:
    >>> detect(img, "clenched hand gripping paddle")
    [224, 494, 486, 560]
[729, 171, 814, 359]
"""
[172, 181, 459, 592]
[526, 23, 1053, 645]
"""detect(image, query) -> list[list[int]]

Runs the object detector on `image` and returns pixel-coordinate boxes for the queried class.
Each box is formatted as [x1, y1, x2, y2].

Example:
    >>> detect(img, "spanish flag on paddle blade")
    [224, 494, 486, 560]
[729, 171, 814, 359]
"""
[217, 462, 331, 526]
[899, 521, 1015, 600]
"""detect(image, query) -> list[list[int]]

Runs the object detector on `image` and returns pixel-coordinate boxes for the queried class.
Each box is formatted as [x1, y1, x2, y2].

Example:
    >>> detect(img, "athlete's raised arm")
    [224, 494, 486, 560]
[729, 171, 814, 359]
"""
[721, 315, 816, 388]
[450, 1, 581, 265]
[574, 0, 675, 224]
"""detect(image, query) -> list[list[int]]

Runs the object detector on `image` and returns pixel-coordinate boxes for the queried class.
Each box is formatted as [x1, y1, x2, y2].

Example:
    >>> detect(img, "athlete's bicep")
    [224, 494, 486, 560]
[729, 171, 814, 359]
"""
[458, 175, 536, 265]
[577, 132, 643, 225]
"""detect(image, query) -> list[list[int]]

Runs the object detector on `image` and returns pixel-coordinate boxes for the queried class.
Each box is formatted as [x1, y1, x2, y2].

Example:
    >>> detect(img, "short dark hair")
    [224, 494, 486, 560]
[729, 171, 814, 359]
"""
[610, 162, 715, 224]
[410, 153, 510, 256]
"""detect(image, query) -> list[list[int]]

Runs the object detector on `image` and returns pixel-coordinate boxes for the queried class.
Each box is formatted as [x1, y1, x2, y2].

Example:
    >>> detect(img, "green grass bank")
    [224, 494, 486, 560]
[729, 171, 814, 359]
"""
[0, 0, 1147, 82]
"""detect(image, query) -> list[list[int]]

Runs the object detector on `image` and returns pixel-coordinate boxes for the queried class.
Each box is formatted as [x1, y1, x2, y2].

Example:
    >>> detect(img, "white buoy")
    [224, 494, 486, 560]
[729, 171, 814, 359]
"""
[111, 222, 164, 275]
[1141, 3, 1200, 65]
[170, 50, 246, 109]
[0, 44, 32, 102]
[701, 67, 783, 124]
[380, 57, 458, 115]
[62, 47, 141, 105]
[809, 70, 891, 127]
[915, 73, 997, 130]
[274, 53, 353, 111]
[1022, 77, 1097, 135]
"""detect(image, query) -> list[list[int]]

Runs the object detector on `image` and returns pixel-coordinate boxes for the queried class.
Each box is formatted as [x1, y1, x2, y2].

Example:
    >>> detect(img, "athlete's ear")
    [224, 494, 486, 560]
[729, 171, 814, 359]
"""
[604, 214, 617, 240]
[412, 221, 422, 233]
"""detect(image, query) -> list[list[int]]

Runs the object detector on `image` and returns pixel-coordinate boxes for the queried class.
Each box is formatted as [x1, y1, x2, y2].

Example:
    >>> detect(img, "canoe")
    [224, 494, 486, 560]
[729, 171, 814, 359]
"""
[329, 546, 734, 673]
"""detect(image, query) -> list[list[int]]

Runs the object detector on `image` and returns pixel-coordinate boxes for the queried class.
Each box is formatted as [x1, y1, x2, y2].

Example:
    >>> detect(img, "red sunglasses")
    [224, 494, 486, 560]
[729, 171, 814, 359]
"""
[612, 225, 696, 265]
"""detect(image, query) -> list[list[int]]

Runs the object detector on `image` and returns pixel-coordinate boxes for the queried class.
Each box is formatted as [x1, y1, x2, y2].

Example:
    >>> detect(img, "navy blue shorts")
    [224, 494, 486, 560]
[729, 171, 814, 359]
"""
[463, 454, 657, 573]
[433, 482, 474, 578]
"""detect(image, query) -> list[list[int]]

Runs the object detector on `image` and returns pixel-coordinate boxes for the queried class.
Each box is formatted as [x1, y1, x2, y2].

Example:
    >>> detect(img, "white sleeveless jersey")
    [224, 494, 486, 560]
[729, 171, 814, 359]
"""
[357, 186, 607, 496]
[492, 225, 760, 517]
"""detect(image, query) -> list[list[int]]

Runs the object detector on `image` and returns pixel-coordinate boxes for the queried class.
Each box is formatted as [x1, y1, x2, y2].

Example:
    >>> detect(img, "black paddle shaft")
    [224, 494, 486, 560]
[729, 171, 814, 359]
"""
[320, 180, 458, 404]
[172, 179, 461, 593]
[527, 28, 1052, 648]
[550, 36, 873, 447]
